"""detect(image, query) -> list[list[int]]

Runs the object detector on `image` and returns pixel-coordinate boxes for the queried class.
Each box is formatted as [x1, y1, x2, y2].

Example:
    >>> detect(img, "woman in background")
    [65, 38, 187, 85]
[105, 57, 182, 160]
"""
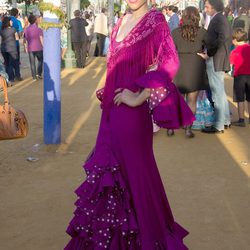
[0, 17, 18, 86]
[169, 6, 209, 138]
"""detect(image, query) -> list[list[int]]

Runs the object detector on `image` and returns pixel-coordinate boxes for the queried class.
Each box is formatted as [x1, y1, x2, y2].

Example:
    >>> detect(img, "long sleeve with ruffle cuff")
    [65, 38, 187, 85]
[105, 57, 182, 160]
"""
[136, 74, 195, 129]
[96, 88, 104, 102]
[135, 21, 195, 129]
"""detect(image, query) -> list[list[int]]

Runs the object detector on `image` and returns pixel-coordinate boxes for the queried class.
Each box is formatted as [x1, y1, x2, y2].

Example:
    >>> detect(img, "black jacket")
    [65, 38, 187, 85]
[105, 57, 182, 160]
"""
[205, 13, 232, 72]
[69, 17, 88, 43]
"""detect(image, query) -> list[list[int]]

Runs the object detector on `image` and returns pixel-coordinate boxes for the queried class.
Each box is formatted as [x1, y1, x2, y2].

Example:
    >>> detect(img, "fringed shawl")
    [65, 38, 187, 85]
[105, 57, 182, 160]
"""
[102, 9, 179, 108]
[99, 9, 195, 129]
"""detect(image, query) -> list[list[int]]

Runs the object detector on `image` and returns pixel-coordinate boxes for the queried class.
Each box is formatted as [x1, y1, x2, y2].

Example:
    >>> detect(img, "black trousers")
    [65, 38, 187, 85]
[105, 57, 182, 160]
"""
[96, 33, 106, 57]
[72, 41, 87, 68]
[28, 51, 43, 79]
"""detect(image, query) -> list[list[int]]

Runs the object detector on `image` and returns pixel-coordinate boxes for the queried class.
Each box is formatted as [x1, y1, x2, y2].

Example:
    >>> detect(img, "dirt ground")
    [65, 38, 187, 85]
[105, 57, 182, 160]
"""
[0, 54, 250, 250]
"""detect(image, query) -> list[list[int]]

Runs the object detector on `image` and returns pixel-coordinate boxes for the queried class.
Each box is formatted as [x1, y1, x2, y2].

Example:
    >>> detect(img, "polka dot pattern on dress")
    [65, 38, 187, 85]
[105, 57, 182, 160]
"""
[66, 153, 140, 249]
[149, 87, 168, 110]
[96, 88, 104, 102]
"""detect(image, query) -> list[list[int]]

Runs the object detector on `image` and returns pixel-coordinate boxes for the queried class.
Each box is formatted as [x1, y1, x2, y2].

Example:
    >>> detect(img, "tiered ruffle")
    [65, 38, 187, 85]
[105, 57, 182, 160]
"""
[65, 147, 141, 250]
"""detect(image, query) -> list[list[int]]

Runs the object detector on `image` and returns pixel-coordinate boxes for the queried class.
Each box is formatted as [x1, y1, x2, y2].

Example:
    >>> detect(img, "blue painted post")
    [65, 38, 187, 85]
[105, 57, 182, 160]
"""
[43, 15, 61, 144]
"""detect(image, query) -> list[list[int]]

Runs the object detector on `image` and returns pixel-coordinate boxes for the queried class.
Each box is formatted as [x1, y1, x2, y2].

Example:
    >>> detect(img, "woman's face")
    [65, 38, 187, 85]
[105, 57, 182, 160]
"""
[162, 9, 167, 16]
[125, 0, 147, 11]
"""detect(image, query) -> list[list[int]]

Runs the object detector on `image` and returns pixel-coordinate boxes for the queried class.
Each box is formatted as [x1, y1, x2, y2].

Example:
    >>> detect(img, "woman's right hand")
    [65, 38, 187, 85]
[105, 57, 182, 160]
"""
[113, 88, 140, 107]
[113, 88, 150, 107]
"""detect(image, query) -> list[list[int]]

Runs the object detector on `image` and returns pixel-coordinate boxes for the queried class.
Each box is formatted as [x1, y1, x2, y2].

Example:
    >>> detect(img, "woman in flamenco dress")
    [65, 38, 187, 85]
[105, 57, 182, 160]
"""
[65, 0, 195, 249]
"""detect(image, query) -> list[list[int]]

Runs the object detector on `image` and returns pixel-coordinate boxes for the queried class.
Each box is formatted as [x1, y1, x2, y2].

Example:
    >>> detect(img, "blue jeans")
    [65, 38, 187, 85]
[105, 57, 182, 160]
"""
[206, 58, 231, 130]
[2, 51, 17, 81]
[13, 44, 21, 78]
[28, 51, 43, 79]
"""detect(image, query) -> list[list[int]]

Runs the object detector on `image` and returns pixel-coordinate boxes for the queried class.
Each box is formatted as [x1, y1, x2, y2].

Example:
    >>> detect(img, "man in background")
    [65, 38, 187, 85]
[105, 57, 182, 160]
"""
[69, 10, 88, 68]
[94, 8, 108, 57]
[166, 5, 180, 31]
[199, 0, 232, 134]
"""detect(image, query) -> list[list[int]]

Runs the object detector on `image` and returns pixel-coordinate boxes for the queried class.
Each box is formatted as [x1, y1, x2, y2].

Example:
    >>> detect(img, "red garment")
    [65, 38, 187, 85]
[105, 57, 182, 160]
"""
[230, 44, 250, 77]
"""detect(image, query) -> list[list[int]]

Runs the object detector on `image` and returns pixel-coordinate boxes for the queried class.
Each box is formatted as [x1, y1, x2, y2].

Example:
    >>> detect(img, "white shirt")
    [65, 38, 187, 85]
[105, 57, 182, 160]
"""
[94, 13, 108, 36]
[85, 19, 94, 36]
[204, 14, 211, 30]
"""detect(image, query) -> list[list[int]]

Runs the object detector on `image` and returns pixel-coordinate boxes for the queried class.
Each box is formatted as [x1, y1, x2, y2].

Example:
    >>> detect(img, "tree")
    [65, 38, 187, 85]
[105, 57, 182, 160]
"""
[80, 0, 90, 9]
[114, 3, 121, 12]
[8, 0, 38, 4]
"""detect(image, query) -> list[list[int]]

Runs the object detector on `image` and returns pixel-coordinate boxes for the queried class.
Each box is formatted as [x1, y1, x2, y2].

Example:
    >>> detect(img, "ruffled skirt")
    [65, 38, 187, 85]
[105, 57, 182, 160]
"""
[65, 104, 189, 250]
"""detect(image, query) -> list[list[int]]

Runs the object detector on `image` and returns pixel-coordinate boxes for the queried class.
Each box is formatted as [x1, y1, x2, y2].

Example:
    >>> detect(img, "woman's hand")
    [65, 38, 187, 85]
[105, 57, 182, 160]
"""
[113, 88, 140, 107]
[113, 88, 151, 107]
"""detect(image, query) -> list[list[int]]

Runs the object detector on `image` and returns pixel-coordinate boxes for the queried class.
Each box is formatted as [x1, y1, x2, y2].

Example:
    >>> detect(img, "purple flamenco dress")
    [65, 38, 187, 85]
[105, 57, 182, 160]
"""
[65, 9, 195, 250]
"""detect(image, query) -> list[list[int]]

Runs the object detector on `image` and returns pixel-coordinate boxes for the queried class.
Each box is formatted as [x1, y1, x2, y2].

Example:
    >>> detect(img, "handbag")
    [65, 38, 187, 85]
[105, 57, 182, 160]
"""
[0, 77, 29, 140]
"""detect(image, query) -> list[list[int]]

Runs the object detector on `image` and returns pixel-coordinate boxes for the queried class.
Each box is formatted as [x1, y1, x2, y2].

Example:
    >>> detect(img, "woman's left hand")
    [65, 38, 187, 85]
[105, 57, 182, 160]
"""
[113, 88, 140, 107]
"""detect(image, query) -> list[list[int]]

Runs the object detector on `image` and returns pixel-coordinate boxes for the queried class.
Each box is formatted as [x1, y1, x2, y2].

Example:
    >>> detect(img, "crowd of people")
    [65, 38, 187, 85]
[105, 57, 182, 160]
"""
[0, 2, 249, 249]
[0, 8, 43, 85]
[157, 1, 250, 136]
[0, 1, 249, 135]
[58, 1, 250, 136]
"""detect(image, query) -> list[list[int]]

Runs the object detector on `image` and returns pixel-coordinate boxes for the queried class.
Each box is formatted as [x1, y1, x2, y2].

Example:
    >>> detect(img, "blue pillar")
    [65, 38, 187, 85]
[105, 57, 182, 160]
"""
[43, 18, 61, 144]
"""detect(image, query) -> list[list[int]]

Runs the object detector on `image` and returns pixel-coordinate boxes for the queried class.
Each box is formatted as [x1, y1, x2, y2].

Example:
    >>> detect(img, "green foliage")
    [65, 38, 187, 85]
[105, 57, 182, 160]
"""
[8, 0, 38, 5]
[80, 0, 90, 9]
[114, 3, 121, 13]
[38, 1, 66, 30]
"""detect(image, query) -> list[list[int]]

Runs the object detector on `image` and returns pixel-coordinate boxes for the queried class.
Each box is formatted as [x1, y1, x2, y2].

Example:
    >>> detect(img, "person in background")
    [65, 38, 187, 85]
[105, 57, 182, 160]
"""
[0, 17, 18, 86]
[171, 6, 209, 138]
[230, 28, 250, 127]
[23, 16, 29, 30]
[69, 10, 88, 68]
[162, 6, 170, 22]
[0, 14, 3, 30]
[9, 8, 23, 81]
[60, 25, 67, 60]
[224, 7, 234, 25]
[23, 14, 43, 80]
[198, 8, 205, 27]
[151, 3, 158, 9]
[94, 8, 108, 57]
[85, 13, 94, 57]
[114, 11, 120, 24]
[191, 90, 215, 130]
[232, 7, 250, 39]
[199, 0, 206, 11]
[198, 0, 232, 134]
[166, 5, 180, 31]
[17, 13, 24, 29]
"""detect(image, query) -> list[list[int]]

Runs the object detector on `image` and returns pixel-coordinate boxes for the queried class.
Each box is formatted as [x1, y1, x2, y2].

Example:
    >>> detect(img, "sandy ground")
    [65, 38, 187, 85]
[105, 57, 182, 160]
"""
[0, 51, 250, 250]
